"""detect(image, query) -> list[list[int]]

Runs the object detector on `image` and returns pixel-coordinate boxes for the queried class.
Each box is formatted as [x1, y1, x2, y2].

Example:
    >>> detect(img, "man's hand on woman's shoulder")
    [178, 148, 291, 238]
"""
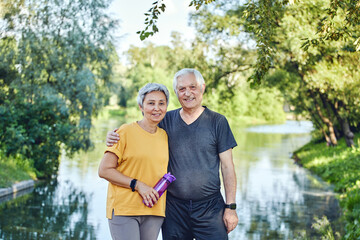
[106, 128, 119, 147]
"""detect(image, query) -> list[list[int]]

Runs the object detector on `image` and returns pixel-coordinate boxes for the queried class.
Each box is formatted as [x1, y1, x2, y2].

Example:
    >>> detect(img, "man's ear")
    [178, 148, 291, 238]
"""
[202, 84, 206, 94]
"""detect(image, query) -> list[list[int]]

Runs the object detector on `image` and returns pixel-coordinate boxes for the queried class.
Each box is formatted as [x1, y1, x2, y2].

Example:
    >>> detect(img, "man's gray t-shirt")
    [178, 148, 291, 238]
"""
[159, 106, 237, 201]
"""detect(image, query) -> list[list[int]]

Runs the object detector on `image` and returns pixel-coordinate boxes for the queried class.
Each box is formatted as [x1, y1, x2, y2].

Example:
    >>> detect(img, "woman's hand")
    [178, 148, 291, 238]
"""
[135, 181, 160, 208]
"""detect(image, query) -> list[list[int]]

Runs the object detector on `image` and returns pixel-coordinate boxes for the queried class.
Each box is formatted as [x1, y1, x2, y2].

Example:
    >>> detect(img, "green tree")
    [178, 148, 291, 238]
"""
[139, 0, 360, 85]
[264, 0, 360, 147]
[179, 3, 286, 124]
[191, 0, 359, 147]
[0, 0, 117, 178]
[118, 33, 285, 124]
[114, 42, 181, 117]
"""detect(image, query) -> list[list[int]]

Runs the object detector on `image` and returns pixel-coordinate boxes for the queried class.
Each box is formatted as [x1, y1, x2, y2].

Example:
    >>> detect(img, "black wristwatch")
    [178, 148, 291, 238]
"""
[130, 179, 137, 192]
[224, 203, 237, 210]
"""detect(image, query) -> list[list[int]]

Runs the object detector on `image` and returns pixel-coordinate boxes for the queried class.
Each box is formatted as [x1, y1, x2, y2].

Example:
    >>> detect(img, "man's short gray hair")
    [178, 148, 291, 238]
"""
[173, 68, 205, 95]
[137, 83, 170, 108]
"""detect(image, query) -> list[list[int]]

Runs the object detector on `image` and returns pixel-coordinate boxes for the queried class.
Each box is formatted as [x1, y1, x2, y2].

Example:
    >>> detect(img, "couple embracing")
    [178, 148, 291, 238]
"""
[98, 68, 238, 240]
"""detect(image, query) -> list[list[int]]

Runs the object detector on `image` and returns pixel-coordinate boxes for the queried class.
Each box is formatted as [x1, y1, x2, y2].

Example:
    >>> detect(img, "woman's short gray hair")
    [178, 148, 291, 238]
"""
[137, 83, 170, 108]
[173, 68, 205, 95]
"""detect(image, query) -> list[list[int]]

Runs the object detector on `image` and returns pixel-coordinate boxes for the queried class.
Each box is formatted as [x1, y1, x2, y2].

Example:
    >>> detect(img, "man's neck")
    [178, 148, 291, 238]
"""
[180, 106, 205, 125]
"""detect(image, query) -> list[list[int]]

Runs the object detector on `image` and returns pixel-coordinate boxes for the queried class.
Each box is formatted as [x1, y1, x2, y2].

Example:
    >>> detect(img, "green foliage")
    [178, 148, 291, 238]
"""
[0, 150, 36, 188]
[120, 44, 180, 111]
[302, 0, 360, 51]
[204, 82, 286, 126]
[244, 87, 285, 123]
[137, 0, 166, 40]
[189, 0, 360, 146]
[295, 132, 360, 239]
[136, 0, 359, 147]
[190, 0, 216, 10]
[296, 137, 360, 192]
[241, 0, 287, 85]
[186, 3, 286, 124]
[116, 34, 286, 125]
[311, 216, 341, 240]
[138, 0, 218, 41]
[138, 0, 360, 87]
[260, 0, 360, 146]
[139, 0, 288, 84]
[0, 0, 117, 178]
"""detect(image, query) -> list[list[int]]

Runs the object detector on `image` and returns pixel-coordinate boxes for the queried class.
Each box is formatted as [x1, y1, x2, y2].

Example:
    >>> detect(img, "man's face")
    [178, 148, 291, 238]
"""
[176, 73, 205, 111]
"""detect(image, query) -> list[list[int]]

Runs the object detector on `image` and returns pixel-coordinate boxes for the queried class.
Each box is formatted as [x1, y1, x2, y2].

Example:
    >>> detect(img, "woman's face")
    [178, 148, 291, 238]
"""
[140, 91, 167, 124]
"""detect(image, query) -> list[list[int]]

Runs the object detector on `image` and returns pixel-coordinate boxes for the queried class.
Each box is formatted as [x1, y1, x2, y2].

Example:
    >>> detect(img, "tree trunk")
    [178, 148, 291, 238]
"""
[328, 100, 355, 147]
[298, 74, 337, 146]
[341, 118, 354, 147]
[308, 89, 337, 146]
[307, 107, 331, 144]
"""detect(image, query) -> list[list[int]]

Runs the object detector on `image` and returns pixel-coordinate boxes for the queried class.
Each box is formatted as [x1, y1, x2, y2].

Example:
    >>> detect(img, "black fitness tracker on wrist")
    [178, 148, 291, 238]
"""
[225, 203, 237, 210]
[130, 179, 137, 192]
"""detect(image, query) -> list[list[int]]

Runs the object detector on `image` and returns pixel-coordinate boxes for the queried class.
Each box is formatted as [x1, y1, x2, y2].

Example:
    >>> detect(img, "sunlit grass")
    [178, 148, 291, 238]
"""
[0, 152, 36, 188]
[295, 132, 360, 239]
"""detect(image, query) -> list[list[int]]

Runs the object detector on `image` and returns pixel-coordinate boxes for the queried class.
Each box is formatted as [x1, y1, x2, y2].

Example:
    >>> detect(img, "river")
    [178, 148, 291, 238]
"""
[0, 119, 344, 239]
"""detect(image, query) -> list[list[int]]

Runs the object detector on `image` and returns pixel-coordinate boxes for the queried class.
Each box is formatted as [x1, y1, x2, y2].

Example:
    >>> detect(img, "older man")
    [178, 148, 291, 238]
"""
[107, 68, 238, 240]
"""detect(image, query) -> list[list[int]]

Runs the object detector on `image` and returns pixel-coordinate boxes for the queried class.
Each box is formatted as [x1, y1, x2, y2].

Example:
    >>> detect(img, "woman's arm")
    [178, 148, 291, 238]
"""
[98, 152, 159, 207]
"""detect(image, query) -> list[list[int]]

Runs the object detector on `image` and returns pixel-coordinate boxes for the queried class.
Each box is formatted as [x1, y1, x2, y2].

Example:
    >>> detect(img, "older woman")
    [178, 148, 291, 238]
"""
[98, 83, 170, 240]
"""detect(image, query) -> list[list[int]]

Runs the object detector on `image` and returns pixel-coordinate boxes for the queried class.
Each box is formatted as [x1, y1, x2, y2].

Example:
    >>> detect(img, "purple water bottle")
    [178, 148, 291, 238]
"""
[144, 172, 176, 207]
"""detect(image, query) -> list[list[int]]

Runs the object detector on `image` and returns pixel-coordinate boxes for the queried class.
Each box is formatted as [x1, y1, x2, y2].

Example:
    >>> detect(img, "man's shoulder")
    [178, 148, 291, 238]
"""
[204, 106, 226, 120]
[164, 108, 180, 119]
[159, 109, 180, 129]
[167, 108, 181, 114]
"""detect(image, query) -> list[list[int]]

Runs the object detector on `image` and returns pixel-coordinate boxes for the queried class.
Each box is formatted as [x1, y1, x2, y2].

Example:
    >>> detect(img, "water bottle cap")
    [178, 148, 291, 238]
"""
[163, 172, 176, 183]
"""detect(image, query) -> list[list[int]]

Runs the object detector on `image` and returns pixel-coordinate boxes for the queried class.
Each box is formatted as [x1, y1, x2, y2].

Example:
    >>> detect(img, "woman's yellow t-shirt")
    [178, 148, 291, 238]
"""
[104, 122, 169, 219]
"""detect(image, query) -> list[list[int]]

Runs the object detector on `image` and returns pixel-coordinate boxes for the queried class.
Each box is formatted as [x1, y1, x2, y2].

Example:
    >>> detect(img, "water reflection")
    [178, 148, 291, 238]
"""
[0, 180, 96, 240]
[0, 186, 34, 204]
[229, 121, 344, 239]
[0, 117, 124, 240]
[0, 120, 344, 239]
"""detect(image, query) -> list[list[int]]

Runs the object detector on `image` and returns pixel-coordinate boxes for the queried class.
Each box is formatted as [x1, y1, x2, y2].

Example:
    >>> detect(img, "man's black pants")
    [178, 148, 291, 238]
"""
[162, 192, 228, 240]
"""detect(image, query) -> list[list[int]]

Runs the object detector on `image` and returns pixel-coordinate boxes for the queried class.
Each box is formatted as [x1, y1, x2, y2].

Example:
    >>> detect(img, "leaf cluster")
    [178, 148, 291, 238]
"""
[303, 0, 360, 51]
[0, 0, 117, 178]
[137, 0, 166, 40]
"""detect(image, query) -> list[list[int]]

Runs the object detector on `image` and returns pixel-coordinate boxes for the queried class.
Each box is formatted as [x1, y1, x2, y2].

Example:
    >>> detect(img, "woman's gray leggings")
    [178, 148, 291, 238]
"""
[108, 212, 164, 240]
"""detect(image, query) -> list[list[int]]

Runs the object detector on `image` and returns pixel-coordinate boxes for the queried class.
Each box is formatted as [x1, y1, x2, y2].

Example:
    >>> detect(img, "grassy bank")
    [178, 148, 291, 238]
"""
[294, 133, 360, 239]
[0, 151, 36, 188]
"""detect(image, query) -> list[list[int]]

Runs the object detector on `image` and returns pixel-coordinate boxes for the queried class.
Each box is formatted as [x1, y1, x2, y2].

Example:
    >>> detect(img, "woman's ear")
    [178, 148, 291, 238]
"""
[139, 104, 144, 116]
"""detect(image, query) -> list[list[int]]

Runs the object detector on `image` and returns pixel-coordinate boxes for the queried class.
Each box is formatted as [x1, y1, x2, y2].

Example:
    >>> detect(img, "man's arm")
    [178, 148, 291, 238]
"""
[219, 148, 238, 233]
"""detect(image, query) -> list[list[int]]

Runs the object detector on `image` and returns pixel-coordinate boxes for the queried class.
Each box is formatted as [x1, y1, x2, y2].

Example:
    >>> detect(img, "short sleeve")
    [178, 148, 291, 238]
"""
[105, 127, 126, 164]
[216, 115, 237, 154]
